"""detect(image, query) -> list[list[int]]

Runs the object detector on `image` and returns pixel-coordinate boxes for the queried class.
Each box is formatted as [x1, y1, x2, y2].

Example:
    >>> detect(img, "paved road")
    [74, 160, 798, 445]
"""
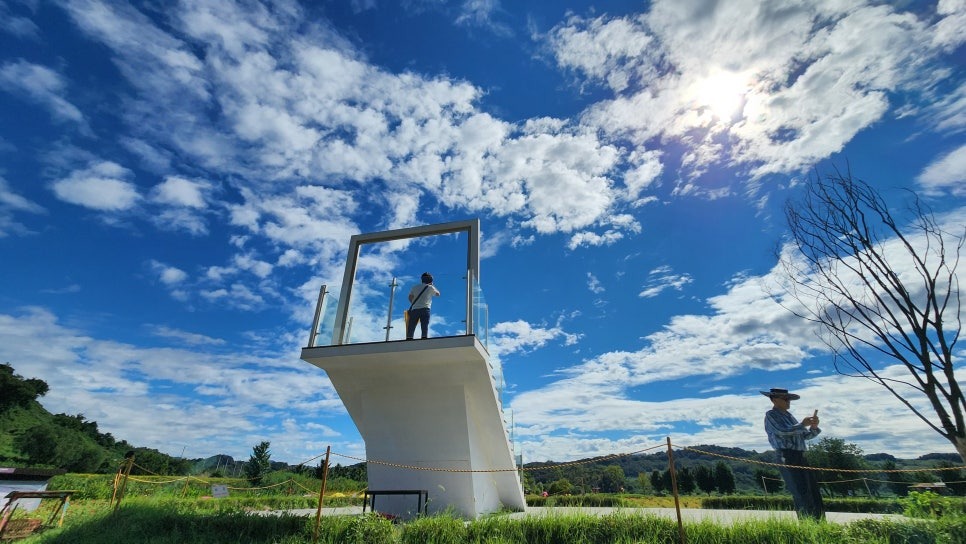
[278, 506, 905, 525]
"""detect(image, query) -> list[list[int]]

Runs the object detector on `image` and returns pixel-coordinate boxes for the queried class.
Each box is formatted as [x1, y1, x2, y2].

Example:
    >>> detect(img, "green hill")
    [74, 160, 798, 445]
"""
[0, 363, 190, 475]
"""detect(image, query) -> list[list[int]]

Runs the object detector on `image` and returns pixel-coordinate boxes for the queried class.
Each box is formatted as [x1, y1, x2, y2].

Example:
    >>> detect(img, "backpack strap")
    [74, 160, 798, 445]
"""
[408, 285, 430, 311]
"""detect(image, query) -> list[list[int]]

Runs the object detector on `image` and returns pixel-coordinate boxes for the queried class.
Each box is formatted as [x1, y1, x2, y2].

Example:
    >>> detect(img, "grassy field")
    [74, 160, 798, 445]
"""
[7, 495, 964, 544]
[5, 474, 959, 543]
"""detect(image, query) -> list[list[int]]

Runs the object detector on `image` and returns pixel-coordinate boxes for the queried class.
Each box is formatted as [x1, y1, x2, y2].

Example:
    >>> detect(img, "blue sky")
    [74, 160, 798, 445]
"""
[0, 0, 964, 466]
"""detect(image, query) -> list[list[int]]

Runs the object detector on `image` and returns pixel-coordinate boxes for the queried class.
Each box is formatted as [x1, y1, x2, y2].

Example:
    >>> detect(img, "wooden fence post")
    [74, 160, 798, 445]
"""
[112, 454, 135, 514]
[313, 446, 331, 544]
[666, 437, 685, 544]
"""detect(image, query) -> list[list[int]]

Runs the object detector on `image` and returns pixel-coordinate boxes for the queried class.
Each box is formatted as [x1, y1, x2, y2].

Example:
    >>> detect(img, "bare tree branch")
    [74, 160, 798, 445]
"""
[779, 170, 965, 461]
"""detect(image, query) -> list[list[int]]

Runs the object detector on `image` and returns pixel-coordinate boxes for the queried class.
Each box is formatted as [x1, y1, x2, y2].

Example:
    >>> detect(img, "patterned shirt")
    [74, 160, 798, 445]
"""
[764, 408, 821, 451]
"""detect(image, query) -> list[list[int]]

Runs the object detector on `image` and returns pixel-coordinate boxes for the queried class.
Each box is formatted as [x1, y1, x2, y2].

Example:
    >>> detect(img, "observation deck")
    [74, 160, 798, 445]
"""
[300, 219, 525, 518]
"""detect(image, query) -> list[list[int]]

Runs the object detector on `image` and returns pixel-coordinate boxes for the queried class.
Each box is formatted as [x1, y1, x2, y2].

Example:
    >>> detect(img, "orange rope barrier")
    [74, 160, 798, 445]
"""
[676, 444, 966, 473]
[329, 443, 667, 473]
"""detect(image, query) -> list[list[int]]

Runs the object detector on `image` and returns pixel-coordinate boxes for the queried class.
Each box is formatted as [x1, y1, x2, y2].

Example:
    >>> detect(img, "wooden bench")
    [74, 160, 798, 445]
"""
[362, 489, 428, 517]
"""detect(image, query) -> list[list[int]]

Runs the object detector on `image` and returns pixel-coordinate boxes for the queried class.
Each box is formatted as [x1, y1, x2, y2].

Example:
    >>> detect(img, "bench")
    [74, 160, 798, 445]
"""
[362, 489, 428, 517]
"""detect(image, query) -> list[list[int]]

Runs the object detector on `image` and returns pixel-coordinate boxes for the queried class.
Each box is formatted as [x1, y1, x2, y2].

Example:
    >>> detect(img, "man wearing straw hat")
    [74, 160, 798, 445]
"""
[763, 387, 825, 520]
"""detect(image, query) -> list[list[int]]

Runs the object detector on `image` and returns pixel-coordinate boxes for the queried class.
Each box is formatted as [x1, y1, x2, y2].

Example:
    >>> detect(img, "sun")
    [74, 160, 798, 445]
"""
[691, 70, 748, 121]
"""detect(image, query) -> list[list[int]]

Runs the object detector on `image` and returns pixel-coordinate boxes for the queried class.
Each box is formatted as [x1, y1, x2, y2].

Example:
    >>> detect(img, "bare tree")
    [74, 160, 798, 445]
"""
[779, 169, 964, 461]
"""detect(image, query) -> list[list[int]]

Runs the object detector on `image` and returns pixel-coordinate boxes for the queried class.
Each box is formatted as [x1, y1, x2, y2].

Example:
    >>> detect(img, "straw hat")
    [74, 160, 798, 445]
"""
[760, 388, 800, 400]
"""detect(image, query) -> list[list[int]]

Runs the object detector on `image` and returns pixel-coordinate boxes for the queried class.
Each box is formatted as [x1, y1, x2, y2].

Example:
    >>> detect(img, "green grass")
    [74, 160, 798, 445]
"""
[14, 500, 965, 544]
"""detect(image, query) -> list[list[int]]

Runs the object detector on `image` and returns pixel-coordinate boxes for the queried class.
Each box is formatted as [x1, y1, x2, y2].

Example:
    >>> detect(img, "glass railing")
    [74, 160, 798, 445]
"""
[307, 286, 340, 348]
[472, 274, 488, 349]
[307, 271, 491, 349]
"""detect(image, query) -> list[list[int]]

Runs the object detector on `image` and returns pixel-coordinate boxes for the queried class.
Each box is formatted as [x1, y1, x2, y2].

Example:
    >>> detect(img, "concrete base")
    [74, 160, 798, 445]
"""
[302, 335, 525, 518]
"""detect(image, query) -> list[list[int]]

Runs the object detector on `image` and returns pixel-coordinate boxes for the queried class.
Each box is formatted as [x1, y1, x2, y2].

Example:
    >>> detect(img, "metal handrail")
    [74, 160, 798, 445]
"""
[307, 285, 328, 347]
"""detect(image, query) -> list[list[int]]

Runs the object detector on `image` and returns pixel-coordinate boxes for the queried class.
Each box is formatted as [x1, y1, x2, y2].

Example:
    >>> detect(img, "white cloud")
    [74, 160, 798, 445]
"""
[276, 249, 305, 267]
[58, 0, 638, 245]
[550, 1, 954, 182]
[511, 234, 534, 247]
[0, 175, 44, 237]
[63, 0, 209, 99]
[120, 137, 174, 172]
[153, 208, 210, 235]
[546, 13, 657, 94]
[0, 306, 349, 461]
[0, 3, 39, 39]
[490, 319, 580, 357]
[929, 81, 966, 133]
[638, 265, 694, 298]
[147, 176, 214, 234]
[568, 229, 624, 250]
[509, 207, 966, 460]
[623, 150, 663, 201]
[151, 176, 210, 208]
[233, 253, 273, 279]
[918, 144, 966, 195]
[933, 0, 966, 51]
[50, 161, 140, 211]
[586, 272, 604, 294]
[149, 260, 188, 285]
[150, 325, 226, 346]
[0, 59, 84, 125]
[228, 186, 359, 253]
[512, 366, 958, 461]
[480, 229, 511, 259]
[455, 0, 511, 35]
[40, 284, 81, 295]
[201, 282, 265, 310]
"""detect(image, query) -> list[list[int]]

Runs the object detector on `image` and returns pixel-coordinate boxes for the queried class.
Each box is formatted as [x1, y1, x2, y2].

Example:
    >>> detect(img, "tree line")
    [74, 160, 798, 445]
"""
[520, 437, 965, 497]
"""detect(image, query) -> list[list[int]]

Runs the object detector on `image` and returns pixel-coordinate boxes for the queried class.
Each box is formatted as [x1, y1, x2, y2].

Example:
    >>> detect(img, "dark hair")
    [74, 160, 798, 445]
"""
[421, 272, 433, 284]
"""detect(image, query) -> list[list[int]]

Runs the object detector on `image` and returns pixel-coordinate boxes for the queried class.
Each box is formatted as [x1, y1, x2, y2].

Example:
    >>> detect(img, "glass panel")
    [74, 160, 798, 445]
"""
[313, 290, 340, 347]
[503, 407, 513, 437]
[339, 271, 473, 345]
[323, 239, 490, 346]
[342, 279, 394, 344]
[472, 275, 489, 349]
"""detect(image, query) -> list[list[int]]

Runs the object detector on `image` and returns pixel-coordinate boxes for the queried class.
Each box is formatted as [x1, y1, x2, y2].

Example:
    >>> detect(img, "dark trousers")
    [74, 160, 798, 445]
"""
[406, 307, 430, 339]
[779, 449, 825, 520]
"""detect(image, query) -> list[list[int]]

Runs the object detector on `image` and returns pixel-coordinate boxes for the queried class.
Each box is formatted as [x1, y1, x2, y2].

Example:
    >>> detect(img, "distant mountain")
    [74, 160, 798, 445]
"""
[918, 452, 961, 462]
[865, 453, 898, 462]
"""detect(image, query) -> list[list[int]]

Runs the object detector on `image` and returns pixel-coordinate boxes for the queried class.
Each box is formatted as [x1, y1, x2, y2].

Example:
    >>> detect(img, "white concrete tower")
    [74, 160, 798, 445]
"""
[300, 219, 525, 518]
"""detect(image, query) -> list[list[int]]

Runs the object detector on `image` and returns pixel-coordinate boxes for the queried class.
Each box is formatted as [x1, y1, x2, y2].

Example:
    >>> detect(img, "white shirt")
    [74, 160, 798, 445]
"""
[408, 283, 439, 310]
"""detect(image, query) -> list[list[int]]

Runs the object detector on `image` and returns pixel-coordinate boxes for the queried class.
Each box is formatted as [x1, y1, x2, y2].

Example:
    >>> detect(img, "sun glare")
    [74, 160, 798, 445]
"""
[692, 71, 748, 121]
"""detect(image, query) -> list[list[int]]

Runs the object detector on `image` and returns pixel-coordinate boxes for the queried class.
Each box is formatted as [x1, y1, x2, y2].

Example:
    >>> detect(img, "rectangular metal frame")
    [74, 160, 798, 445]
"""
[331, 219, 480, 345]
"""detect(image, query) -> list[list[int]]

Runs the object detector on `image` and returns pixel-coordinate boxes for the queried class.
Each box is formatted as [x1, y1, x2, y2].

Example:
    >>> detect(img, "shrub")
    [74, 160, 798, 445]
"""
[900, 490, 966, 518]
[845, 518, 945, 543]
[48, 473, 114, 500]
[702, 494, 902, 514]
[525, 494, 628, 507]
